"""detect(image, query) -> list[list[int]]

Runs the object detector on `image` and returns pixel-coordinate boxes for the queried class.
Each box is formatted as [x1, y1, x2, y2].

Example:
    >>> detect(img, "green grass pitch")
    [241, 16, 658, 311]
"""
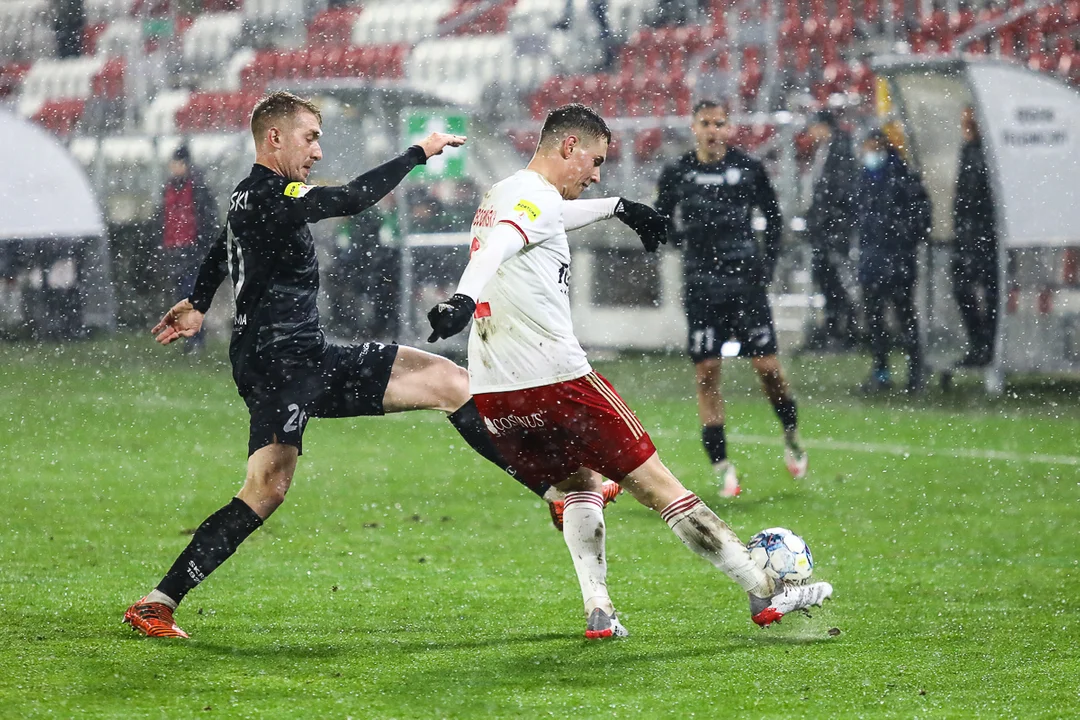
[1, 338, 1078, 718]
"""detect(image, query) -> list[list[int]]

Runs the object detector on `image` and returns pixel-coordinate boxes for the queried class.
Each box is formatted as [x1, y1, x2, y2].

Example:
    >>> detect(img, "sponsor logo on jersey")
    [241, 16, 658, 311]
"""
[472, 207, 496, 228]
[283, 182, 313, 198]
[513, 199, 541, 221]
[482, 412, 546, 436]
[694, 169, 742, 186]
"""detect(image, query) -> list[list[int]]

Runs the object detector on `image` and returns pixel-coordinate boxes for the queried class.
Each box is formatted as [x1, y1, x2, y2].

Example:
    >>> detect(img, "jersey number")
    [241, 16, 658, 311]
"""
[691, 327, 716, 355]
[283, 403, 307, 433]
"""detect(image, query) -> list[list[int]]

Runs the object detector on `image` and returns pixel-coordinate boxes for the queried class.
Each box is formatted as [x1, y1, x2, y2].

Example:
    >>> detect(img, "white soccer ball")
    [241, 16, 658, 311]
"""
[746, 527, 814, 583]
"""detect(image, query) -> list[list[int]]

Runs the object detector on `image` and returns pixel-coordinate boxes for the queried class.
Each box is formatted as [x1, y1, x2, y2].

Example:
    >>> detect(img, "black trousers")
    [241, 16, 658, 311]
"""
[951, 251, 998, 359]
[862, 278, 920, 375]
[809, 238, 856, 339]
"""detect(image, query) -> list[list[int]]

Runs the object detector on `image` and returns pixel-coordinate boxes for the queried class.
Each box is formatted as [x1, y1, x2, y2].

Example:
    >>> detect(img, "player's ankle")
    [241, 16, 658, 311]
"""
[584, 596, 615, 617]
[145, 589, 178, 610]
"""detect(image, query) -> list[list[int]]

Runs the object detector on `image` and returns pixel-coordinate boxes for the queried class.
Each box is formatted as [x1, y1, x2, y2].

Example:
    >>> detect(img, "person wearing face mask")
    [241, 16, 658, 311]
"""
[855, 129, 932, 394]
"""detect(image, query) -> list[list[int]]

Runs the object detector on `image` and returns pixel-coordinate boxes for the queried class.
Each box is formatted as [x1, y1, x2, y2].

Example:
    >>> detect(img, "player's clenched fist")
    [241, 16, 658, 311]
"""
[417, 132, 467, 159]
[427, 293, 476, 342]
[614, 198, 669, 252]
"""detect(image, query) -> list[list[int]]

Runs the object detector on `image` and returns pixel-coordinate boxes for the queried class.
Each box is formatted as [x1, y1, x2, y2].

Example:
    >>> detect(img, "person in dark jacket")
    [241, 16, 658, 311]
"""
[803, 109, 859, 350]
[856, 130, 931, 393]
[951, 106, 998, 367]
[656, 100, 808, 497]
[160, 144, 218, 352]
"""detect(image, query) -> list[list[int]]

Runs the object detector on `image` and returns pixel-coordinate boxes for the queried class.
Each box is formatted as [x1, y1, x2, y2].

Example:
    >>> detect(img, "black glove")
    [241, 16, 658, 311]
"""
[614, 198, 669, 252]
[427, 293, 476, 342]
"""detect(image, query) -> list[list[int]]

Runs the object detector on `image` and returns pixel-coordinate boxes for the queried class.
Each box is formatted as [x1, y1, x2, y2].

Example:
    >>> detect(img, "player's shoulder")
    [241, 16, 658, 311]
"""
[492, 170, 562, 217]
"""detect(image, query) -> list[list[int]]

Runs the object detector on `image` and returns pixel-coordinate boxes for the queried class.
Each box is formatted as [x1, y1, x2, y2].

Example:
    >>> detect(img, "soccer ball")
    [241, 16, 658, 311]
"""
[747, 527, 814, 583]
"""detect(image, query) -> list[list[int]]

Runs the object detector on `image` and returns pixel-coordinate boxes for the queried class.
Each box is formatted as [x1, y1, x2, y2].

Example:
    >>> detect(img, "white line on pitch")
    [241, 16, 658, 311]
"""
[648, 428, 1079, 467]
[732, 433, 1080, 467]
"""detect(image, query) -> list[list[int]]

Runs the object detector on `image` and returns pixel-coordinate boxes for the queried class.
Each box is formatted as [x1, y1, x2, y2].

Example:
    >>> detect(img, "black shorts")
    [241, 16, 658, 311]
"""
[242, 342, 399, 456]
[685, 287, 778, 361]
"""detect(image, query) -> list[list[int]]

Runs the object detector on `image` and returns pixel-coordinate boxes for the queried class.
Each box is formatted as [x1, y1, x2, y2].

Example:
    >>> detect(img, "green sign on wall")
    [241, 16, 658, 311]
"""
[404, 111, 468, 180]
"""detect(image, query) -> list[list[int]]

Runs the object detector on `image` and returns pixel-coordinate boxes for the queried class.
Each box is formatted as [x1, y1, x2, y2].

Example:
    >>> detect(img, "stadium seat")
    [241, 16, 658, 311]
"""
[142, 88, 192, 134]
[633, 128, 663, 161]
[308, 7, 362, 46]
[182, 12, 243, 69]
[32, 98, 86, 136]
[0, 62, 30, 99]
[91, 57, 125, 99]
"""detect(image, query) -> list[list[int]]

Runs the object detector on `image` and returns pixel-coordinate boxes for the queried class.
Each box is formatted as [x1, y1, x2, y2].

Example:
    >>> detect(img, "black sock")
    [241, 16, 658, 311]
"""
[702, 424, 727, 464]
[156, 497, 264, 605]
[448, 399, 549, 498]
[772, 397, 798, 433]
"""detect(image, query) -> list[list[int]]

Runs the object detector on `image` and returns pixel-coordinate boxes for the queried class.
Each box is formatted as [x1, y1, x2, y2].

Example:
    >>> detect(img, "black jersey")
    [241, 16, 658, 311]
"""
[189, 147, 426, 390]
[656, 148, 783, 295]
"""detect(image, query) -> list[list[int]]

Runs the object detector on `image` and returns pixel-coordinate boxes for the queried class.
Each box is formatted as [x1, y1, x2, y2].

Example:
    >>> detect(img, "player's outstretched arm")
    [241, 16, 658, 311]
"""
[293, 133, 467, 223]
[614, 199, 670, 252]
[152, 300, 205, 345]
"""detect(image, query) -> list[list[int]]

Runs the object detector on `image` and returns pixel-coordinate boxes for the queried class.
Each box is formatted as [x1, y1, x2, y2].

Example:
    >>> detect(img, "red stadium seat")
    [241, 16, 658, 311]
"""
[92, 57, 125, 99]
[307, 7, 361, 46]
[33, 98, 86, 136]
[634, 128, 663, 161]
[82, 21, 108, 55]
[0, 62, 30, 99]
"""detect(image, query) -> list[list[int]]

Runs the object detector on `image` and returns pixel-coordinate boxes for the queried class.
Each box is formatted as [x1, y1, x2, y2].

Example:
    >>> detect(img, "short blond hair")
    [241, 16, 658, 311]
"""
[250, 91, 322, 141]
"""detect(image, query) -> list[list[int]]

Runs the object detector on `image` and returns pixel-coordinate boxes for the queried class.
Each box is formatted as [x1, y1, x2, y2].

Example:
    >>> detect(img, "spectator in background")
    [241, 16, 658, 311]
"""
[951, 106, 998, 368]
[856, 129, 931, 394]
[159, 144, 217, 352]
[802, 109, 859, 351]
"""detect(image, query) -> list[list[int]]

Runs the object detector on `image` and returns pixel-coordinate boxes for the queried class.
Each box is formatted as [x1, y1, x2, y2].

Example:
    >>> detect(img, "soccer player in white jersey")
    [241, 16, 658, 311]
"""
[428, 104, 833, 639]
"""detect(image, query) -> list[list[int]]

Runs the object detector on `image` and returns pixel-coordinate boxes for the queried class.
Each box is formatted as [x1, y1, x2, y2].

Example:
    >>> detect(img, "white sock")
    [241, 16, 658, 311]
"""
[661, 493, 774, 598]
[562, 491, 613, 615]
[145, 589, 178, 610]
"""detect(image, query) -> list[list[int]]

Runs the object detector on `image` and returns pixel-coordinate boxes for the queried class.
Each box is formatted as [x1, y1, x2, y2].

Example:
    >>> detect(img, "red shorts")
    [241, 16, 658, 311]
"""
[473, 371, 656, 492]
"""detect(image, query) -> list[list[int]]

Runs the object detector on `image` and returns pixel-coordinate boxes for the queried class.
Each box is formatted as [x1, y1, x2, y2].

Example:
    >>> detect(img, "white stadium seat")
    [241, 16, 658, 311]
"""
[352, 0, 453, 46]
[142, 89, 192, 135]
[182, 12, 243, 69]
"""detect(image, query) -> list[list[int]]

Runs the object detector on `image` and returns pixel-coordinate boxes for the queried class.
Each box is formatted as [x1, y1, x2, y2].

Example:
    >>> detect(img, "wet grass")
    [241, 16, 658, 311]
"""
[1, 337, 1078, 718]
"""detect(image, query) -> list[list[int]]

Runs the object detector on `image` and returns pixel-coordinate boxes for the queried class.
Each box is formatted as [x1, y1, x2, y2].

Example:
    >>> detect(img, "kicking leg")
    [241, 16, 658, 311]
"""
[620, 452, 832, 626]
[124, 443, 297, 637]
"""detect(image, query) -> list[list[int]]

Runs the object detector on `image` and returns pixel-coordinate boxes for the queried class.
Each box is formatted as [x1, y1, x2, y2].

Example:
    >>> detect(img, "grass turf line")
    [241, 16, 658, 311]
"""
[0, 338, 1077, 718]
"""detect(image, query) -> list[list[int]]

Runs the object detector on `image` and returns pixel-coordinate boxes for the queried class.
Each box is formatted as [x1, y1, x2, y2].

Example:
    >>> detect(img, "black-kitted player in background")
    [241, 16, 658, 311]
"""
[656, 100, 807, 498]
[123, 91, 545, 638]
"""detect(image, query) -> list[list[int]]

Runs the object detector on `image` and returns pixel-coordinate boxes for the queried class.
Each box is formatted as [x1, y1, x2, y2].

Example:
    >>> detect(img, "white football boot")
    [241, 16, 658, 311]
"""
[784, 431, 809, 480]
[714, 460, 741, 498]
[749, 581, 833, 627]
[584, 608, 629, 639]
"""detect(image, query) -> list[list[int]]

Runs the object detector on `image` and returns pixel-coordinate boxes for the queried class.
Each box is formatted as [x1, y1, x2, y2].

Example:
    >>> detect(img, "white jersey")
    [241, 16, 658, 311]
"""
[467, 169, 591, 393]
